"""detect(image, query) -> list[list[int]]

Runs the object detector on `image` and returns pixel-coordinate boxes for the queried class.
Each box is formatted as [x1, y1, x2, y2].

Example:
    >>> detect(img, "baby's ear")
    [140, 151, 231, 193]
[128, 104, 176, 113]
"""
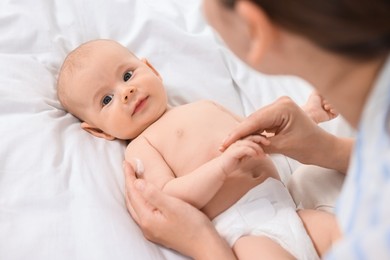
[81, 122, 115, 141]
[141, 58, 162, 81]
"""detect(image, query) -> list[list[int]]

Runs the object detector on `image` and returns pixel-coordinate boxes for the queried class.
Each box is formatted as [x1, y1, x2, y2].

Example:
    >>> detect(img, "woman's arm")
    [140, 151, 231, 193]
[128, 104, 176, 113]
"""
[123, 162, 236, 259]
[221, 97, 352, 174]
[307, 134, 353, 174]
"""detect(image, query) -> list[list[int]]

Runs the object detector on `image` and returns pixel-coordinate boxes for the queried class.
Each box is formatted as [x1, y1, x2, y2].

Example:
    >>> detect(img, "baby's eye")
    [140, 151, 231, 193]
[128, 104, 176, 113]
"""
[123, 71, 133, 82]
[102, 94, 113, 106]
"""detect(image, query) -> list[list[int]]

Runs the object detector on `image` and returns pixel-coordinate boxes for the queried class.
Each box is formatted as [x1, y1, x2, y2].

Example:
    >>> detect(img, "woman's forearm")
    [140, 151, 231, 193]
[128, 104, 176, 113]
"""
[328, 137, 353, 174]
[314, 134, 353, 174]
[123, 163, 235, 260]
[192, 224, 236, 260]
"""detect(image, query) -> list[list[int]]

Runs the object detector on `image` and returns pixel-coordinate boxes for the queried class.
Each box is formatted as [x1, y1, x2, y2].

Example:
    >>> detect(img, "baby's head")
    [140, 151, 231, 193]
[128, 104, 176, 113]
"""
[57, 39, 168, 140]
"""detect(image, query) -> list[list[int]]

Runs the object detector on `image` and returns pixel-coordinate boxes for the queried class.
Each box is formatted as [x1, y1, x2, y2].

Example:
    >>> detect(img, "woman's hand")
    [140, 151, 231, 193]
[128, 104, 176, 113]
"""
[123, 161, 236, 260]
[221, 97, 351, 172]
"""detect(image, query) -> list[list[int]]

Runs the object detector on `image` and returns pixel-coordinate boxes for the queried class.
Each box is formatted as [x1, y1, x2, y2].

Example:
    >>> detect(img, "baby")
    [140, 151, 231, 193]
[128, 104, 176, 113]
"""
[57, 39, 339, 260]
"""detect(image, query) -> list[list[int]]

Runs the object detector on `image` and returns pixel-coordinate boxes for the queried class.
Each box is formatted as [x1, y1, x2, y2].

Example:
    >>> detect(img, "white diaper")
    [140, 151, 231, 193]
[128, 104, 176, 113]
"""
[212, 178, 319, 260]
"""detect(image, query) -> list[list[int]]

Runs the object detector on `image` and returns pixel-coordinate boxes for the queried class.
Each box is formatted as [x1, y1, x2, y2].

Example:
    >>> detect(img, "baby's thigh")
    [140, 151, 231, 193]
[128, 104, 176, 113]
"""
[233, 235, 295, 260]
[298, 209, 341, 257]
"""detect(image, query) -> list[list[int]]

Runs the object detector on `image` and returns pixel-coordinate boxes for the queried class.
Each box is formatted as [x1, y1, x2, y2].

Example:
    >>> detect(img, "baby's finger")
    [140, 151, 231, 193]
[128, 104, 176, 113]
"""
[323, 103, 333, 111]
[235, 139, 266, 157]
[244, 134, 271, 146]
[220, 120, 264, 151]
[239, 136, 268, 155]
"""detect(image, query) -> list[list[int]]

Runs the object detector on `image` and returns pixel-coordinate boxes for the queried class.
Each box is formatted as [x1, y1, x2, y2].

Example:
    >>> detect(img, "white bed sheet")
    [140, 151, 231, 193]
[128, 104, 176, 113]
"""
[0, 0, 353, 259]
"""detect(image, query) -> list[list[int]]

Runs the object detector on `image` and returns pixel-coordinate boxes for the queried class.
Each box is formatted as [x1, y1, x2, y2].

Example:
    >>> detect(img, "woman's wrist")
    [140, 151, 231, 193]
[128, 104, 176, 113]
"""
[317, 132, 353, 174]
[331, 137, 353, 174]
[191, 223, 236, 260]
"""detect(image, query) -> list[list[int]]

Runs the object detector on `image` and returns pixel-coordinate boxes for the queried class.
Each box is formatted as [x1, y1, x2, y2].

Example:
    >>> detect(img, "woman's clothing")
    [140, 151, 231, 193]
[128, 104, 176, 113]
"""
[326, 55, 390, 259]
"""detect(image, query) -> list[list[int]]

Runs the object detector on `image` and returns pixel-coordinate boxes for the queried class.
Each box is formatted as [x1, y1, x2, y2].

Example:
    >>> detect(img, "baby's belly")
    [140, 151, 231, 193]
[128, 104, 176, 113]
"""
[202, 162, 280, 219]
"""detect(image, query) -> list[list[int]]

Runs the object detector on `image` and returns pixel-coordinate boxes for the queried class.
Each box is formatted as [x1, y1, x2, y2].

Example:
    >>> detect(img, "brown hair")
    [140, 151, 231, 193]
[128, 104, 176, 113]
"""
[222, 0, 390, 60]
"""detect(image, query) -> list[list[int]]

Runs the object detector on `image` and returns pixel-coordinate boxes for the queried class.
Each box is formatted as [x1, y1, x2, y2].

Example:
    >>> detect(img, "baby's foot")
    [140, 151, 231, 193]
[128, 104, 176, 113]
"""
[302, 92, 338, 124]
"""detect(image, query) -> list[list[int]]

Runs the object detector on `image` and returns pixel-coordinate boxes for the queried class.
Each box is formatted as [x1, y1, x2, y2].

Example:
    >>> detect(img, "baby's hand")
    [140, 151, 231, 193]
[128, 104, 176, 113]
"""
[219, 135, 267, 176]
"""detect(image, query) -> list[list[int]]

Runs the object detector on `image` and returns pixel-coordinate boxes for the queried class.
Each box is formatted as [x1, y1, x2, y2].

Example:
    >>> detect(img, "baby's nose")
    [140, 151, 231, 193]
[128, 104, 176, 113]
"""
[121, 86, 136, 103]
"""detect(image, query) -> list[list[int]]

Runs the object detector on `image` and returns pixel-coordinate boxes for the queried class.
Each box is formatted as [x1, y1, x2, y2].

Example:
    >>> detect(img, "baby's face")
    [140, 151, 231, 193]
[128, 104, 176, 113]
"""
[65, 41, 168, 140]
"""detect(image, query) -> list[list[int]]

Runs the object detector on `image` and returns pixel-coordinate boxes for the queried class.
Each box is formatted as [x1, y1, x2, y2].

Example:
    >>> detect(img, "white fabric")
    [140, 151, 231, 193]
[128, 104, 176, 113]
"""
[212, 178, 319, 260]
[287, 165, 345, 213]
[325, 56, 390, 259]
[0, 0, 351, 259]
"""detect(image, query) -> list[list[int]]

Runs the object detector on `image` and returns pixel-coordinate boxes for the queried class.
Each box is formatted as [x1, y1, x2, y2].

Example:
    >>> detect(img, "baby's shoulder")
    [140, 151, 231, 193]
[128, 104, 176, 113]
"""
[126, 135, 149, 150]
[125, 135, 155, 158]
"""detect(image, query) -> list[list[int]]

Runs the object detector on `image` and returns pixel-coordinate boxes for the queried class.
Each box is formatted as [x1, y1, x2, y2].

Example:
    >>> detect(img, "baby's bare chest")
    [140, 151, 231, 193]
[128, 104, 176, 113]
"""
[143, 102, 239, 175]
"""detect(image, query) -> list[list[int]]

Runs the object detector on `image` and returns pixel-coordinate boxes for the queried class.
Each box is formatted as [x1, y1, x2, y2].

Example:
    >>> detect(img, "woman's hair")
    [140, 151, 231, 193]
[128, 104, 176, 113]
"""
[222, 0, 390, 60]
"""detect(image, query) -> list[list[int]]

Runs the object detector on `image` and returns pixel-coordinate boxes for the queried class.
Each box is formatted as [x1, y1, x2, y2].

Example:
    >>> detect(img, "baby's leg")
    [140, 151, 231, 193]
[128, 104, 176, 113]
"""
[302, 91, 338, 124]
[298, 209, 341, 257]
[233, 235, 295, 260]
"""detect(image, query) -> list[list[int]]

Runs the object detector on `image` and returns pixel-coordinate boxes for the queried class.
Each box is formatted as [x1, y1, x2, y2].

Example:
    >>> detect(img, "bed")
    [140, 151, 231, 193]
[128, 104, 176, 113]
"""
[0, 0, 353, 259]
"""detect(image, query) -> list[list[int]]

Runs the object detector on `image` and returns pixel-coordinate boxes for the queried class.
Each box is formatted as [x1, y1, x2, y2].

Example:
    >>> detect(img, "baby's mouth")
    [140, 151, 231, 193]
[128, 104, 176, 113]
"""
[132, 97, 148, 115]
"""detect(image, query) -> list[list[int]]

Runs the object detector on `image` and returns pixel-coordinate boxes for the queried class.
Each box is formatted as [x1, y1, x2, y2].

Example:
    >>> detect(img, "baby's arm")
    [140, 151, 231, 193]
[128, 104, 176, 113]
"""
[126, 135, 264, 210]
[125, 137, 175, 191]
[165, 135, 266, 208]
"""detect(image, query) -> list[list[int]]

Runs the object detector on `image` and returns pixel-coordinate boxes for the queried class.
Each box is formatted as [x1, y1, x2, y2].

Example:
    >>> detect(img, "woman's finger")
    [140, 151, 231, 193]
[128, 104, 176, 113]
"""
[220, 119, 263, 151]
[123, 160, 142, 224]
